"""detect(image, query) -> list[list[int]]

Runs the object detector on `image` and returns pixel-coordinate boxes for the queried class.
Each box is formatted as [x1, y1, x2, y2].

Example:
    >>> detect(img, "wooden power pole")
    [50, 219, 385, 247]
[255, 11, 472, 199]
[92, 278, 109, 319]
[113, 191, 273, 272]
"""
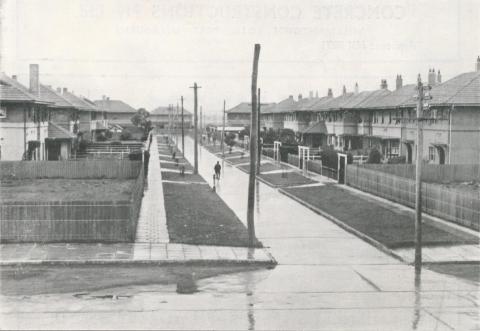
[181, 96, 185, 155]
[256, 88, 261, 175]
[247, 44, 261, 247]
[190, 83, 201, 174]
[221, 100, 226, 159]
[200, 106, 203, 146]
[414, 74, 431, 273]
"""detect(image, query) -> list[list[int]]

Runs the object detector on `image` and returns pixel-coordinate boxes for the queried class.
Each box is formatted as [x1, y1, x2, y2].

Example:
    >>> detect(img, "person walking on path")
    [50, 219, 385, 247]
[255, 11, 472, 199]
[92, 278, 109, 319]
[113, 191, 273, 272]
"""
[214, 161, 221, 179]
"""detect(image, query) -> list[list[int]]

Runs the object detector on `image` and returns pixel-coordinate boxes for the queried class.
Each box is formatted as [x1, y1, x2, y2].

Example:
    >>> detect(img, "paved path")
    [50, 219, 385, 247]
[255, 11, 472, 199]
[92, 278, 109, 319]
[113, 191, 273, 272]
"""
[394, 244, 480, 263]
[134, 136, 169, 244]
[0, 243, 274, 265]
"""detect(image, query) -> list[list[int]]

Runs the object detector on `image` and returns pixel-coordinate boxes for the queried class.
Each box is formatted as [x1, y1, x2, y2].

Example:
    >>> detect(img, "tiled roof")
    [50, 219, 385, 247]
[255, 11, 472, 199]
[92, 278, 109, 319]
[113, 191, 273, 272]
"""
[307, 96, 334, 111]
[295, 97, 321, 112]
[360, 85, 416, 109]
[226, 102, 276, 114]
[60, 90, 97, 111]
[348, 89, 392, 109]
[0, 73, 50, 104]
[48, 122, 76, 139]
[262, 97, 296, 114]
[40, 85, 75, 108]
[150, 106, 192, 116]
[401, 71, 480, 107]
[94, 99, 137, 113]
[312, 93, 355, 111]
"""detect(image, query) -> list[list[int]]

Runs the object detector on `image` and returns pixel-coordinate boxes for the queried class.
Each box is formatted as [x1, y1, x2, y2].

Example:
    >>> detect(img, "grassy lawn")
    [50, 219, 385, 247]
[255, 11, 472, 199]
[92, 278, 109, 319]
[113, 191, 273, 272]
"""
[161, 171, 205, 182]
[258, 172, 318, 187]
[160, 161, 194, 171]
[158, 146, 261, 247]
[0, 179, 134, 201]
[163, 182, 262, 247]
[227, 156, 251, 165]
[238, 162, 290, 173]
[283, 185, 479, 249]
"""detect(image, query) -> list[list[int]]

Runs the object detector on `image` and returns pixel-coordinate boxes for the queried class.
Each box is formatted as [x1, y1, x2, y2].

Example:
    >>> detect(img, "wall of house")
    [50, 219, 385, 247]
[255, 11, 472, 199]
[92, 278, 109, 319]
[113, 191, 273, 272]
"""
[0, 104, 48, 160]
[283, 112, 312, 133]
[450, 107, 480, 164]
[107, 112, 134, 125]
[262, 113, 284, 130]
[49, 107, 75, 131]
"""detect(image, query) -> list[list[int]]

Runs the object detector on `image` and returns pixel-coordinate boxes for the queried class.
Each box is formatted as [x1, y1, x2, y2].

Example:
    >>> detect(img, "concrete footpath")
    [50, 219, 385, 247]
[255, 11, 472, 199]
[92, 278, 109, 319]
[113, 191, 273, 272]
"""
[0, 243, 274, 266]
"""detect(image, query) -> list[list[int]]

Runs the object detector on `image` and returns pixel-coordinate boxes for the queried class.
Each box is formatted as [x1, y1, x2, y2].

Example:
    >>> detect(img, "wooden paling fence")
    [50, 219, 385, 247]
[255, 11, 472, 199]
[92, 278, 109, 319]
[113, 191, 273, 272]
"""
[346, 165, 480, 230]
[0, 160, 141, 179]
[354, 164, 480, 183]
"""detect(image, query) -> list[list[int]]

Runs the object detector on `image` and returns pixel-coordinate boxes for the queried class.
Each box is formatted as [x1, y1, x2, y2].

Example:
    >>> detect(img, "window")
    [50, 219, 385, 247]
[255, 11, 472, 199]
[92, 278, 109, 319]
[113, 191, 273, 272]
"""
[388, 112, 392, 124]
[381, 112, 385, 124]
[0, 106, 6, 118]
[391, 140, 400, 156]
[373, 112, 378, 123]
[428, 146, 436, 161]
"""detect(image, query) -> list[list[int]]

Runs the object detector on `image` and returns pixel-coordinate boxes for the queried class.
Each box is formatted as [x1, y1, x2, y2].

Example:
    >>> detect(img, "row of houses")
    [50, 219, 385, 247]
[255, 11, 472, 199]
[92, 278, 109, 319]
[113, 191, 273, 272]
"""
[0, 64, 141, 161]
[226, 57, 480, 165]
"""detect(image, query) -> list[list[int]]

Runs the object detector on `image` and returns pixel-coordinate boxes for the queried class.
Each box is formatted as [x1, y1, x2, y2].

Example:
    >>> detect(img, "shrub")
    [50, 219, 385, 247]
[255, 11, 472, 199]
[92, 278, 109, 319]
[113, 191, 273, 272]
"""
[225, 133, 236, 147]
[120, 130, 133, 141]
[128, 150, 143, 161]
[78, 140, 89, 153]
[105, 130, 113, 139]
[367, 148, 382, 164]
[388, 156, 406, 164]
[347, 152, 353, 164]
[320, 149, 338, 169]
[96, 134, 107, 141]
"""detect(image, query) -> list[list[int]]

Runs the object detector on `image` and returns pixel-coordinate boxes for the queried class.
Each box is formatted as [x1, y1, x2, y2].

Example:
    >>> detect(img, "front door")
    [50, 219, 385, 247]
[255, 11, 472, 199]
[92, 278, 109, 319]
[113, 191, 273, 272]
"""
[47, 141, 61, 160]
[406, 144, 413, 164]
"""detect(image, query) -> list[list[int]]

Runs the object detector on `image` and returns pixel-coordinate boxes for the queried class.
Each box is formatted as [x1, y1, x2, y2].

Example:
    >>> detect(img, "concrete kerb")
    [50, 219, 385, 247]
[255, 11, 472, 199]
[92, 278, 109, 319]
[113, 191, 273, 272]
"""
[278, 188, 406, 264]
[0, 257, 277, 267]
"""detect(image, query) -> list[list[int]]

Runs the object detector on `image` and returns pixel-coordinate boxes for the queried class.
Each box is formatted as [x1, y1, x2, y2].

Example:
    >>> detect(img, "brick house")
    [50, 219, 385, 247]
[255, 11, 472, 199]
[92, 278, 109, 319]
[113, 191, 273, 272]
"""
[94, 97, 136, 126]
[150, 106, 193, 128]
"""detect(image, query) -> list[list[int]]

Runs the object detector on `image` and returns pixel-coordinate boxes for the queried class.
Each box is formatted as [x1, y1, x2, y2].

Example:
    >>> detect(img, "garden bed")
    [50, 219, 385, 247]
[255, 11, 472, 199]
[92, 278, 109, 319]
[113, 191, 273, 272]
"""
[283, 185, 479, 249]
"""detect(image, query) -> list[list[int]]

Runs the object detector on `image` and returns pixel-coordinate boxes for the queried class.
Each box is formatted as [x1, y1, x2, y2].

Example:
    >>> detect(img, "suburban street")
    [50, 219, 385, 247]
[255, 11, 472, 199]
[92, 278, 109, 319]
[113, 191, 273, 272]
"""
[1, 137, 477, 330]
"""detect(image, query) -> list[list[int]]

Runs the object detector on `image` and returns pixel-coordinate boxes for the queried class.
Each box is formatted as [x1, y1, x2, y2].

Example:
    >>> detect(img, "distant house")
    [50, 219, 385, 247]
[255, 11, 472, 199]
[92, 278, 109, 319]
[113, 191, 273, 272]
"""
[150, 106, 193, 128]
[226, 102, 275, 128]
[94, 97, 137, 126]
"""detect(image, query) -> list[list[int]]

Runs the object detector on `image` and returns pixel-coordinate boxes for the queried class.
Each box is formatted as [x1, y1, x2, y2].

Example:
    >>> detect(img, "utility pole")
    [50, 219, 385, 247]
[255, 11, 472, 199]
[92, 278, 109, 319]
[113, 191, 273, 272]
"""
[256, 88, 261, 175]
[414, 74, 431, 273]
[200, 106, 203, 146]
[181, 96, 185, 155]
[247, 44, 261, 248]
[176, 102, 179, 148]
[221, 100, 226, 158]
[190, 83, 201, 174]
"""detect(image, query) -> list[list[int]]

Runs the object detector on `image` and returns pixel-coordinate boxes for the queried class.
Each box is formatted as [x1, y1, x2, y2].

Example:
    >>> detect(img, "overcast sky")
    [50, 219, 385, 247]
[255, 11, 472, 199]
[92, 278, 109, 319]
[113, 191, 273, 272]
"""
[1, 0, 479, 115]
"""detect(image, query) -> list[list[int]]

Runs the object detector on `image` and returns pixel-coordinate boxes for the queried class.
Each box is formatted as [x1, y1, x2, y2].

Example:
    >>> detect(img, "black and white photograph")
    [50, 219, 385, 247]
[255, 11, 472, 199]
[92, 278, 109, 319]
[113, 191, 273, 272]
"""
[0, 0, 479, 330]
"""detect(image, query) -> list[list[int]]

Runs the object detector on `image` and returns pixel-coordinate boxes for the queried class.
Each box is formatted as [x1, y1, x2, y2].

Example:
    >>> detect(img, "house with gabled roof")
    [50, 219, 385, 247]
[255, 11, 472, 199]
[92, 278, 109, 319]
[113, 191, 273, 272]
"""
[150, 106, 193, 129]
[94, 96, 137, 126]
[0, 65, 51, 161]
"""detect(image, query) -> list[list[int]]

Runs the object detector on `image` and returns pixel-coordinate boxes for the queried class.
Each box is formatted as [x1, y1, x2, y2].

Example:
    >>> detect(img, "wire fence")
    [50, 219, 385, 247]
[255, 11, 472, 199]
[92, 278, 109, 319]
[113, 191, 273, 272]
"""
[346, 165, 480, 230]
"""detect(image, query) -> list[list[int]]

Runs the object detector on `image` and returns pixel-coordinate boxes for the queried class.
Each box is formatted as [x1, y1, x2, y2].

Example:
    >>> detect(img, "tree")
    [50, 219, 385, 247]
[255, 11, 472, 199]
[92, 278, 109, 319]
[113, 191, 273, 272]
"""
[367, 148, 382, 164]
[131, 108, 152, 134]
[225, 132, 236, 147]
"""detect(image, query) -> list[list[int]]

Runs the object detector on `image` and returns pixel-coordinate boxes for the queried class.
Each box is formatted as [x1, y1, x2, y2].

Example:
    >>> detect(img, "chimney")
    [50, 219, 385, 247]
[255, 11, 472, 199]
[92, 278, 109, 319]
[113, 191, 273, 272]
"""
[102, 95, 106, 101]
[288, 95, 294, 100]
[395, 75, 403, 90]
[327, 88, 333, 97]
[428, 68, 436, 86]
[315, 90, 319, 98]
[107, 97, 110, 101]
[57, 87, 62, 93]
[354, 82, 359, 94]
[63, 87, 68, 94]
[29, 64, 40, 96]
[476, 56, 480, 71]
[380, 79, 388, 89]
[298, 93, 302, 100]
[342, 85, 347, 96]
[309, 91, 313, 99]
[12, 75, 17, 80]
[437, 70, 442, 84]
